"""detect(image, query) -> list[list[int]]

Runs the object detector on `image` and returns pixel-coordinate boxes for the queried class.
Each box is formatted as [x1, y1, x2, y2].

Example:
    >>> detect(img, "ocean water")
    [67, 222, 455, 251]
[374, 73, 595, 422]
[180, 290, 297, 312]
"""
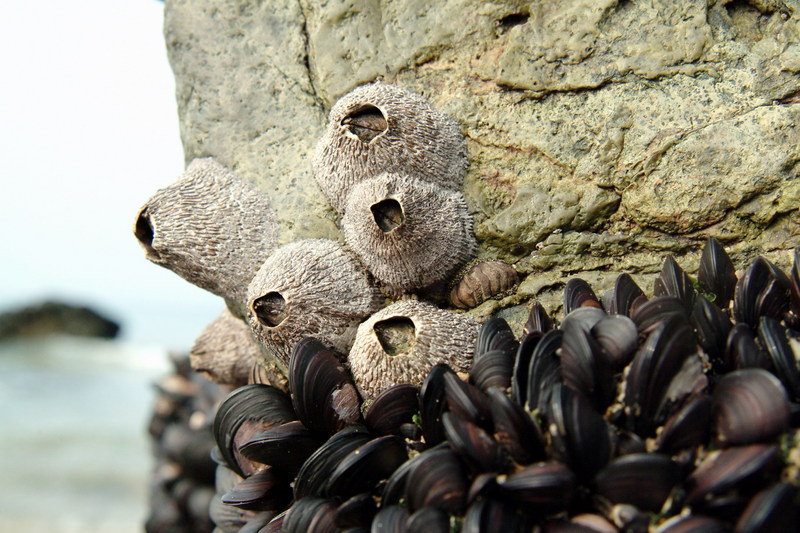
[0, 336, 172, 533]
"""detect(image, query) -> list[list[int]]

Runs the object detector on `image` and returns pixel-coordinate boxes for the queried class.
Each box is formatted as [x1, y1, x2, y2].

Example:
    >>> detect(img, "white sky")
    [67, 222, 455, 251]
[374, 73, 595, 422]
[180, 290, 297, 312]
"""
[0, 0, 223, 348]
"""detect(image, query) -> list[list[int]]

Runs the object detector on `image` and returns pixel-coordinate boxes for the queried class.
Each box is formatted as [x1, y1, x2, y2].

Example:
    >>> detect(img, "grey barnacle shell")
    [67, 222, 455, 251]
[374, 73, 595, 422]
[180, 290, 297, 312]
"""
[342, 173, 476, 298]
[134, 158, 278, 305]
[450, 260, 519, 309]
[246, 239, 384, 368]
[313, 82, 467, 213]
[189, 307, 264, 387]
[348, 300, 480, 400]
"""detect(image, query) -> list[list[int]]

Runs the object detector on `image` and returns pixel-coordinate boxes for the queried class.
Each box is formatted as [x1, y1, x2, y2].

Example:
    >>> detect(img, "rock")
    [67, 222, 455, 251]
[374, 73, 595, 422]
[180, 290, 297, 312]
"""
[0, 301, 120, 340]
[163, 0, 800, 325]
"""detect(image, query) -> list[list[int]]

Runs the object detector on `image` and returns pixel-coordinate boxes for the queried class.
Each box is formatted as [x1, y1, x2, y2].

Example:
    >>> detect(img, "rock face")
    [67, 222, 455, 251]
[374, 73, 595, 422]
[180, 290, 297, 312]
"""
[164, 0, 800, 325]
[0, 301, 120, 340]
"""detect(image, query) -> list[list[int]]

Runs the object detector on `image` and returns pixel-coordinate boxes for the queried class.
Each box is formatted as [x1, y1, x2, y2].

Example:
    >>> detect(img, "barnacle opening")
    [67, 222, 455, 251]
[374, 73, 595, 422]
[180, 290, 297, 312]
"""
[370, 199, 405, 233]
[374, 317, 416, 356]
[253, 292, 288, 328]
[342, 104, 387, 143]
[134, 208, 159, 259]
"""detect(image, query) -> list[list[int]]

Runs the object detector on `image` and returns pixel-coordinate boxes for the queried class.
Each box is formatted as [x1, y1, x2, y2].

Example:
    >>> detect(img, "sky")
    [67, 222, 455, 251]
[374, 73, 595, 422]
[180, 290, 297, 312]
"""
[0, 0, 223, 348]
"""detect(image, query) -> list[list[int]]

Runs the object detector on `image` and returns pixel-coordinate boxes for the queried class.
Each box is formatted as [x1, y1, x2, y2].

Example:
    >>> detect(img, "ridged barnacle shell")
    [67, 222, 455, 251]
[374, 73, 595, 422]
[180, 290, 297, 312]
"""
[134, 158, 278, 305]
[313, 82, 467, 213]
[450, 260, 519, 309]
[246, 239, 383, 368]
[348, 300, 480, 400]
[342, 173, 476, 298]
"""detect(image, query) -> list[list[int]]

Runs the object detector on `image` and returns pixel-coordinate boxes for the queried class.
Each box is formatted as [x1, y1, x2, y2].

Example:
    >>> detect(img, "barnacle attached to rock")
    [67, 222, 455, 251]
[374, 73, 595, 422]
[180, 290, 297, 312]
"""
[134, 158, 278, 306]
[313, 82, 467, 213]
[348, 300, 479, 400]
[246, 239, 383, 368]
[450, 260, 519, 309]
[342, 173, 476, 298]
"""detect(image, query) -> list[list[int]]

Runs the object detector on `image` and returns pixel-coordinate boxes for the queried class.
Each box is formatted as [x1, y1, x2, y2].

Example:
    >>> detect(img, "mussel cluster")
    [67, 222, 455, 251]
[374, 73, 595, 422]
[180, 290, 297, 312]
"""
[207, 239, 800, 532]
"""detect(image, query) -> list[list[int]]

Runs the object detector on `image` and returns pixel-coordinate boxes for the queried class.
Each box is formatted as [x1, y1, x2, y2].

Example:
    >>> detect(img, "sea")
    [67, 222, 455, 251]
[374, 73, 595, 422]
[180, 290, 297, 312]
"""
[0, 336, 173, 533]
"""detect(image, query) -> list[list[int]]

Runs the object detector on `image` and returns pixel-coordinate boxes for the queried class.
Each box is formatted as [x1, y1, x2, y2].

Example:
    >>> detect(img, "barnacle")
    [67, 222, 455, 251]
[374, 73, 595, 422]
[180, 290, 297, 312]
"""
[341, 173, 476, 298]
[134, 158, 278, 306]
[246, 239, 384, 368]
[347, 299, 479, 400]
[313, 82, 467, 213]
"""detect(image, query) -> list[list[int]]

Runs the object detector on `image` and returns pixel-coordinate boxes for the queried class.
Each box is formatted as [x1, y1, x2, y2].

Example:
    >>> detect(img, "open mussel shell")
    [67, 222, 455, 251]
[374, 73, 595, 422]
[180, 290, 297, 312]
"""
[685, 444, 780, 508]
[324, 435, 409, 499]
[631, 296, 688, 334]
[364, 383, 420, 436]
[734, 256, 791, 328]
[238, 420, 324, 477]
[654, 395, 711, 454]
[712, 368, 790, 447]
[406, 446, 469, 514]
[462, 498, 530, 533]
[499, 461, 577, 512]
[698, 237, 737, 309]
[591, 314, 639, 371]
[523, 301, 554, 336]
[487, 387, 546, 465]
[334, 493, 377, 529]
[654, 255, 696, 311]
[734, 482, 799, 533]
[293, 426, 372, 499]
[691, 296, 733, 363]
[288, 337, 362, 435]
[564, 278, 603, 314]
[443, 411, 510, 473]
[759, 317, 800, 399]
[220, 466, 290, 511]
[283, 497, 338, 533]
[212, 384, 296, 477]
[593, 453, 681, 513]
[524, 329, 563, 412]
[406, 506, 450, 533]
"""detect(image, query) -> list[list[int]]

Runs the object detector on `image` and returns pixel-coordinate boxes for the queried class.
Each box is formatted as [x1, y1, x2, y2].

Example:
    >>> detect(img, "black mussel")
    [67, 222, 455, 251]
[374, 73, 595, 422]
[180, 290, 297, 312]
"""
[406, 506, 450, 533]
[213, 384, 296, 477]
[238, 511, 277, 533]
[371, 505, 409, 533]
[631, 296, 688, 335]
[325, 435, 409, 499]
[462, 498, 529, 533]
[487, 387, 546, 464]
[443, 370, 491, 426]
[239, 420, 324, 477]
[381, 443, 448, 506]
[545, 514, 618, 533]
[593, 453, 681, 513]
[511, 331, 540, 406]
[725, 324, 770, 372]
[499, 461, 577, 513]
[560, 320, 615, 411]
[364, 384, 420, 436]
[713, 368, 790, 447]
[261, 510, 287, 532]
[470, 349, 515, 392]
[734, 482, 798, 533]
[525, 329, 563, 412]
[759, 317, 800, 399]
[734, 257, 791, 328]
[289, 337, 362, 435]
[283, 497, 338, 533]
[565, 278, 604, 314]
[220, 466, 290, 512]
[691, 296, 733, 363]
[606, 273, 647, 317]
[467, 472, 500, 505]
[335, 493, 377, 529]
[615, 430, 646, 456]
[545, 384, 612, 480]
[698, 237, 737, 309]
[405, 446, 469, 514]
[560, 306, 607, 335]
[591, 315, 639, 371]
[655, 395, 711, 454]
[475, 317, 519, 357]
[685, 444, 780, 508]
[523, 301, 554, 336]
[654, 514, 728, 533]
[442, 411, 510, 473]
[791, 247, 800, 318]
[654, 255, 695, 311]
[420, 364, 450, 446]
[293, 426, 372, 499]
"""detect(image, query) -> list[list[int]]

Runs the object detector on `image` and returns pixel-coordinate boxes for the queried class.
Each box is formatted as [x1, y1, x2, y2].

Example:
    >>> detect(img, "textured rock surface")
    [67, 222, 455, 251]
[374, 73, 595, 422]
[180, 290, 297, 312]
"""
[164, 0, 800, 326]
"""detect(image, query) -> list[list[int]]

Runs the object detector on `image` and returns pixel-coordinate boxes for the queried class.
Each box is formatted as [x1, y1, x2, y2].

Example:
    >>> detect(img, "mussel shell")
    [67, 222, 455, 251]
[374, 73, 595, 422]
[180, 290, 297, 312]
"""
[654, 395, 711, 454]
[325, 435, 409, 499]
[564, 278, 603, 314]
[608, 273, 647, 317]
[381, 442, 449, 506]
[371, 505, 409, 533]
[443, 370, 491, 426]
[288, 337, 362, 435]
[713, 368, 790, 447]
[759, 317, 800, 399]
[500, 461, 577, 512]
[462, 498, 529, 533]
[725, 323, 771, 372]
[293, 426, 372, 499]
[487, 387, 546, 465]
[470, 349, 515, 392]
[653, 255, 695, 311]
[220, 466, 290, 511]
[698, 237, 737, 309]
[511, 331, 540, 406]
[631, 296, 688, 335]
[593, 453, 680, 513]
[791, 247, 800, 317]
[691, 296, 733, 363]
[734, 257, 791, 328]
[364, 384, 420, 436]
[405, 446, 469, 514]
[734, 482, 798, 533]
[525, 329, 563, 412]
[209, 490, 255, 533]
[591, 315, 639, 371]
[545, 514, 618, 533]
[334, 493, 377, 529]
[419, 363, 450, 446]
[560, 306, 606, 335]
[238, 511, 278, 533]
[475, 317, 519, 358]
[560, 321, 615, 411]
[406, 506, 450, 533]
[238, 420, 324, 477]
[442, 411, 510, 473]
[654, 514, 727, 533]
[523, 301, 554, 336]
[283, 497, 338, 533]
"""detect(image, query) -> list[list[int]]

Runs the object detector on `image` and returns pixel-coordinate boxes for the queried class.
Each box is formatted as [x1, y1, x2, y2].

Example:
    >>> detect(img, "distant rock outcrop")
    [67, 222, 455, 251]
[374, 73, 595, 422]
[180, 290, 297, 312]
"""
[0, 301, 120, 340]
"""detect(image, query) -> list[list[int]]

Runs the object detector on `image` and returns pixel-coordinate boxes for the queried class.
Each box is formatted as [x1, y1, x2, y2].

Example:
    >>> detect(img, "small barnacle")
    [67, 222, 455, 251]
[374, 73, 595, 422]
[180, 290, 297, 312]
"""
[341, 173, 477, 298]
[313, 82, 467, 213]
[348, 300, 480, 400]
[189, 307, 268, 387]
[450, 260, 519, 309]
[246, 239, 384, 369]
[133, 157, 278, 306]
